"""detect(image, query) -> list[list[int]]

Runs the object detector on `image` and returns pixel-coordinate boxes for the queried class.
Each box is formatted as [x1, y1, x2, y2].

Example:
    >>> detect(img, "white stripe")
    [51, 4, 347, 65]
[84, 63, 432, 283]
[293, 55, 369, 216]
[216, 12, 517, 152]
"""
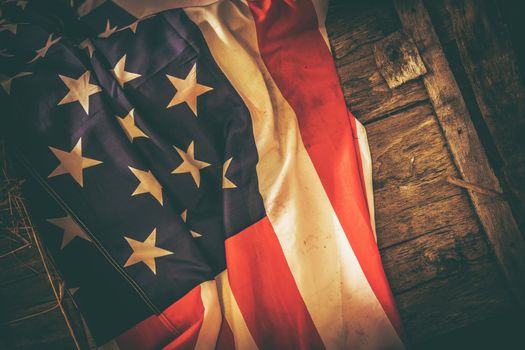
[194, 280, 222, 350]
[98, 340, 120, 350]
[112, 0, 219, 18]
[215, 270, 258, 350]
[185, 2, 403, 349]
[310, 0, 376, 240]
[356, 120, 377, 241]
[311, 0, 331, 49]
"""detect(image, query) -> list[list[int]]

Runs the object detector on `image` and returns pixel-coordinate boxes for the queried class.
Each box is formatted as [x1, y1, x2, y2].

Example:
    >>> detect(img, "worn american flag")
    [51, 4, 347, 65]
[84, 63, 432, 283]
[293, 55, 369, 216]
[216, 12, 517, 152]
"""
[0, 0, 406, 349]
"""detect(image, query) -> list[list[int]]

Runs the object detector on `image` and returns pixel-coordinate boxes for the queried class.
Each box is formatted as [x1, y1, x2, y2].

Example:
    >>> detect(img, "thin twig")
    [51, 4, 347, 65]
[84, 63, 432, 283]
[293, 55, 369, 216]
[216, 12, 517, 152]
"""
[0, 242, 31, 259]
[446, 175, 503, 197]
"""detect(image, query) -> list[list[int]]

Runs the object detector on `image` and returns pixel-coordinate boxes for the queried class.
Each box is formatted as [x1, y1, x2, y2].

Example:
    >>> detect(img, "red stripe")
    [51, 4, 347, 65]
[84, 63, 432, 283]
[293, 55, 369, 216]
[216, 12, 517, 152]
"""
[225, 216, 325, 349]
[116, 284, 204, 350]
[215, 316, 235, 350]
[161, 320, 203, 350]
[248, 0, 405, 340]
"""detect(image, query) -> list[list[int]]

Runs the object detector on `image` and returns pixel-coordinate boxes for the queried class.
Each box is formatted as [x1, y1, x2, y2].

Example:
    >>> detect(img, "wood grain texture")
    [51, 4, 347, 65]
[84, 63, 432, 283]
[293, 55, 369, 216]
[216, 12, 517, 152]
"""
[327, 0, 517, 343]
[334, 50, 429, 123]
[366, 104, 474, 248]
[396, 256, 513, 342]
[395, 0, 525, 304]
[445, 0, 525, 239]
[327, 0, 429, 123]
[363, 102, 513, 342]
[382, 216, 489, 294]
[373, 30, 427, 88]
[327, 0, 399, 60]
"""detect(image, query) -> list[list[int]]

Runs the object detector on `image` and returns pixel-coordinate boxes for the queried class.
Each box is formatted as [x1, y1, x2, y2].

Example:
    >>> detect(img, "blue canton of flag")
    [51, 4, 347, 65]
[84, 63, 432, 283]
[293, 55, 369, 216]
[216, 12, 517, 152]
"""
[1, 0, 264, 343]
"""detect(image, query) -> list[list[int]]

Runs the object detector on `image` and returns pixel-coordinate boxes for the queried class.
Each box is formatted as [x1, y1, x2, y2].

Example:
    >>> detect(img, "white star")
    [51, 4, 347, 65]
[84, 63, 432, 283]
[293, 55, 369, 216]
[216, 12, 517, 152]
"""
[166, 63, 212, 116]
[29, 34, 61, 63]
[111, 54, 141, 87]
[172, 141, 210, 188]
[181, 209, 202, 238]
[68, 287, 79, 295]
[128, 166, 163, 205]
[0, 49, 13, 57]
[77, 0, 106, 17]
[48, 138, 103, 187]
[117, 15, 155, 35]
[118, 20, 139, 34]
[46, 214, 92, 249]
[0, 72, 31, 95]
[222, 157, 237, 189]
[98, 19, 118, 38]
[123, 228, 173, 275]
[79, 39, 95, 58]
[116, 109, 148, 142]
[0, 20, 18, 35]
[57, 70, 102, 115]
[16, 0, 28, 10]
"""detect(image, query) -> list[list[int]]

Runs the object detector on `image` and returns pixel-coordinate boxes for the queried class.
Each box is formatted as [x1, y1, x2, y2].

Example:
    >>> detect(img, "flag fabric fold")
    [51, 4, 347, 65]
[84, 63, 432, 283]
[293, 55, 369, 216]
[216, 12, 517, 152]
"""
[0, 0, 405, 349]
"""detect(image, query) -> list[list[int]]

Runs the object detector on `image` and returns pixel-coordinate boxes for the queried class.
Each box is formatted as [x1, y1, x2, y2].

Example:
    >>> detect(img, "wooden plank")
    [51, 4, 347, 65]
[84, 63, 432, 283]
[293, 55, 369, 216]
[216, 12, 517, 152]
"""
[366, 103, 466, 247]
[332, 41, 429, 123]
[444, 0, 525, 237]
[327, 0, 400, 60]
[395, 0, 525, 304]
[366, 102, 511, 308]
[377, 193, 476, 248]
[381, 216, 489, 294]
[396, 256, 513, 343]
[414, 312, 525, 350]
[373, 30, 427, 88]
[360, 99, 513, 334]
[326, 1, 429, 123]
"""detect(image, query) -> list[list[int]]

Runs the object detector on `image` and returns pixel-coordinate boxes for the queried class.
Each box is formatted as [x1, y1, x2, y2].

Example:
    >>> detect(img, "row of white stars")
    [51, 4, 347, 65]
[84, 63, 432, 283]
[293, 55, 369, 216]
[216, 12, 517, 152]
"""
[0, 11, 151, 63]
[46, 217, 188, 275]
[47, 134, 236, 191]
[2, 58, 213, 115]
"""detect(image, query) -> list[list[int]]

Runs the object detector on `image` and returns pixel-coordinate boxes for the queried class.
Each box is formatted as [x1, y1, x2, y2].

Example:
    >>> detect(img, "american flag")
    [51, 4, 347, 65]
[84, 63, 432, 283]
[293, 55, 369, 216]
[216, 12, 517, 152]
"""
[0, 0, 406, 349]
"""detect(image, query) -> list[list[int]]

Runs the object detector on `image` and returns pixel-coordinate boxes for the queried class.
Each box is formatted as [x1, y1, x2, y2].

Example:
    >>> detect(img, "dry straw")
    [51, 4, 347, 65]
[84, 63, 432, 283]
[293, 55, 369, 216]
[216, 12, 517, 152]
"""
[0, 141, 81, 349]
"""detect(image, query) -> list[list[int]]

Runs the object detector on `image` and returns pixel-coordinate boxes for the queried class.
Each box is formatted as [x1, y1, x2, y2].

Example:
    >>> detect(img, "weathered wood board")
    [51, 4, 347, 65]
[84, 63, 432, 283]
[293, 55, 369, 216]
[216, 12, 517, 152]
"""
[327, 0, 519, 344]
[372, 30, 427, 89]
[395, 0, 525, 304]
[444, 0, 525, 232]
[326, 2, 429, 124]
